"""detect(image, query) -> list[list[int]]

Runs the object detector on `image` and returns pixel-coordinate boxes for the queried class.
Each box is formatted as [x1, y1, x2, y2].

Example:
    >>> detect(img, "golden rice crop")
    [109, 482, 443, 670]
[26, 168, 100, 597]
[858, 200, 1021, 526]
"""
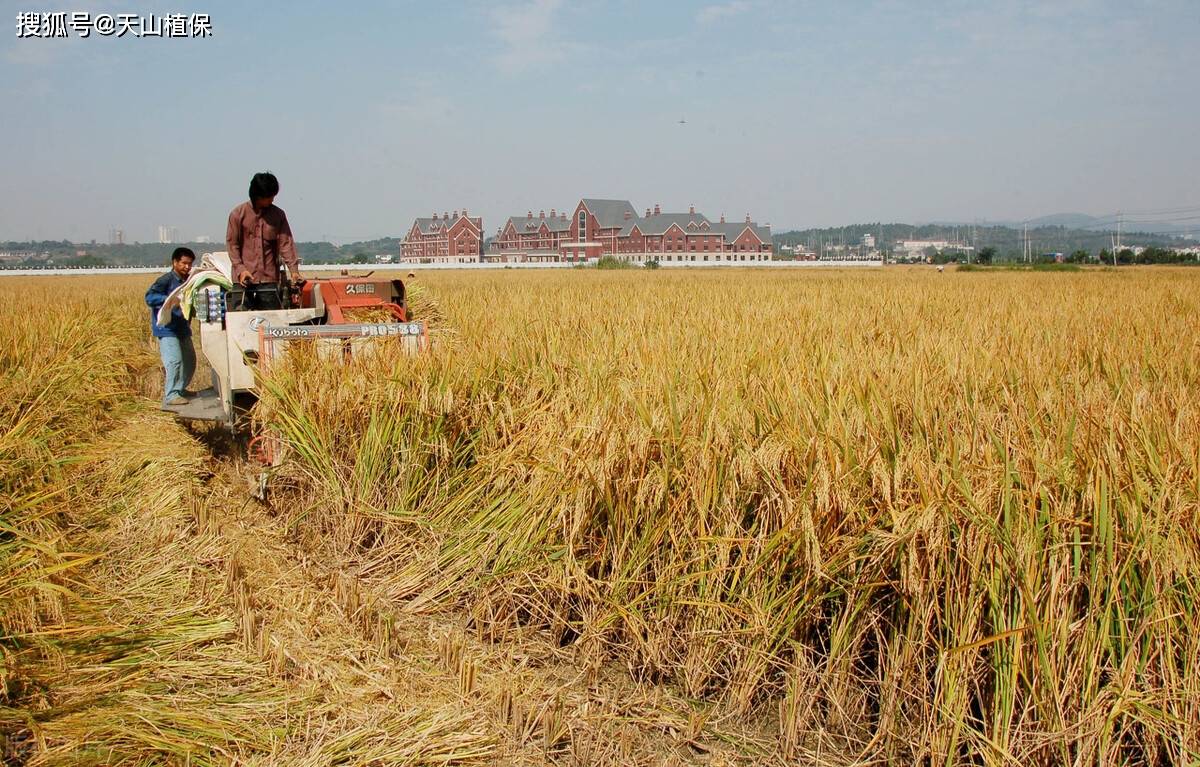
[0, 278, 499, 765]
[0, 273, 748, 765]
[3, 267, 1199, 765]
[260, 266, 1200, 764]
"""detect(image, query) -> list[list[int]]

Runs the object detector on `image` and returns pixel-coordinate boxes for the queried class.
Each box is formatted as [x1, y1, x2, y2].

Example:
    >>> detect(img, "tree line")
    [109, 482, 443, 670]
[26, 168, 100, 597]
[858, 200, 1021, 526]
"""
[0, 238, 404, 268]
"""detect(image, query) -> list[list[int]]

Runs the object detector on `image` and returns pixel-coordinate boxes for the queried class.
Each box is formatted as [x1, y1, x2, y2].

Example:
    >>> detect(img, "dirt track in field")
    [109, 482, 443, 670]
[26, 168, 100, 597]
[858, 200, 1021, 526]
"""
[150, 411, 782, 765]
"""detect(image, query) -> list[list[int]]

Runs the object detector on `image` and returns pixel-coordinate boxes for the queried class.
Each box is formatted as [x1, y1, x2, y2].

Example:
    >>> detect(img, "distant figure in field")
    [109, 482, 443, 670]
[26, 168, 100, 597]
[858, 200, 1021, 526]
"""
[144, 247, 195, 406]
[226, 171, 304, 289]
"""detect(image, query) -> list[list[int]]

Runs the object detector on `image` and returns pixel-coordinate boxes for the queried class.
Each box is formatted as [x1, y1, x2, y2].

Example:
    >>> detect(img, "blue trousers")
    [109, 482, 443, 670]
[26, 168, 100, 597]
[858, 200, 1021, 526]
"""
[159, 335, 196, 403]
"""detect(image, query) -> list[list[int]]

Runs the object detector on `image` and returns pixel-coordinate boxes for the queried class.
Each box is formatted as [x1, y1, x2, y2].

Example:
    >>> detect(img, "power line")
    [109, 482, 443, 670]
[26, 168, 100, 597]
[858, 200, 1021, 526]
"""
[1117, 203, 1200, 216]
[1088, 209, 1200, 226]
[1117, 214, 1200, 225]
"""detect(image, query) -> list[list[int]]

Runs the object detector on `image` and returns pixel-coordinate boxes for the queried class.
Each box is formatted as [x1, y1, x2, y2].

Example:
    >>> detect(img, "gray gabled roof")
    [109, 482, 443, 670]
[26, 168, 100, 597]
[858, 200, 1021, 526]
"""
[505, 215, 571, 234]
[710, 221, 772, 244]
[412, 215, 482, 236]
[620, 212, 713, 237]
[580, 198, 638, 229]
[412, 217, 441, 235]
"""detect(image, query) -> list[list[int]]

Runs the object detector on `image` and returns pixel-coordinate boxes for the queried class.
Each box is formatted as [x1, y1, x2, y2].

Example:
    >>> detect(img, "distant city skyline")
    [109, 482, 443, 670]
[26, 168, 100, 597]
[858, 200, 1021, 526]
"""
[1, 1, 1197, 244]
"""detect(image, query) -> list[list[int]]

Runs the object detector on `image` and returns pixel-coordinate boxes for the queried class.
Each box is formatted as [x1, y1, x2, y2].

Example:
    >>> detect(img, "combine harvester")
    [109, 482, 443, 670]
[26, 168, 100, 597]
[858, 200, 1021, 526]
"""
[163, 254, 427, 496]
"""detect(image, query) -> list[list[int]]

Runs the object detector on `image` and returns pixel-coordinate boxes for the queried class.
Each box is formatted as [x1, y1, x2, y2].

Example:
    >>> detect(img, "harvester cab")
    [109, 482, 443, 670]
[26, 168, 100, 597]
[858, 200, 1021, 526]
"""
[166, 269, 427, 461]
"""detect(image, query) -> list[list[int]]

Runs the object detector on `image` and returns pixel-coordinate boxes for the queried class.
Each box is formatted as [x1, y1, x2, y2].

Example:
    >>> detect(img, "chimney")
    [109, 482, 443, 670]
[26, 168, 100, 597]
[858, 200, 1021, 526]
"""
[654, 204, 661, 216]
[623, 210, 632, 220]
[540, 210, 545, 219]
[453, 210, 459, 219]
[689, 205, 695, 215]
[550, 208, 556, 218]
[444, 211, 449, 220]
[433, 212, 439, 221]
[645, 207, 651, 218]
[719, 214, 725, 224]
[745, 213, 751, 223]
[462, 208, 468, 216]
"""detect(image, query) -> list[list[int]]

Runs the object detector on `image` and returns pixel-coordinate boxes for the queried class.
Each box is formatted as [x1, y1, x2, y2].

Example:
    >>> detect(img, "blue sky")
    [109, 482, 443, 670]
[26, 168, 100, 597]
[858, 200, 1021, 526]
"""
[1, 0, 1197, 243]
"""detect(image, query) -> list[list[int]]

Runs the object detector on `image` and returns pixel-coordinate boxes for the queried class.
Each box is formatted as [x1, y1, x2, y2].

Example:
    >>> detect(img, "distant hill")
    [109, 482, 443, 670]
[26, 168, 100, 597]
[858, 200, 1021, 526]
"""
[1025, 213, 1103, 230]
[935, 212, 1195, 237]
[1034, 213, 1196, 237]
[773, 222, 1192, 260]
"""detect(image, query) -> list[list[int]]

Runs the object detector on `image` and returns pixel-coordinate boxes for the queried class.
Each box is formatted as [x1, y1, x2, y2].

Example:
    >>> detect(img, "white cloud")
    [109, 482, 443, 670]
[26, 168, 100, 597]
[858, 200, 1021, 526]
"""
[696, 0, 751, 25]
[378, 93, 453, 124]
[490, 0, 565, 75]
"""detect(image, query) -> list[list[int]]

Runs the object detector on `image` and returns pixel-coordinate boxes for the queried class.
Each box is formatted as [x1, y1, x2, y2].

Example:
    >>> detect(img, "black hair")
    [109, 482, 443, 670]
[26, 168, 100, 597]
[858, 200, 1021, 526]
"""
[172, 247, 196, 263]
[248, 172, 280, 200]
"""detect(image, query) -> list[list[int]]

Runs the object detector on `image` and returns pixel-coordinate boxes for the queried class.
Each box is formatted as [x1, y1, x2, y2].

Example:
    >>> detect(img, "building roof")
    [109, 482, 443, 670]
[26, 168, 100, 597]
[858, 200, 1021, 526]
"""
[618, 212, 773, 243]
[580, 198, 638, 228]
[412, 218, 440, 235]
[505, 215, 571, 234]
[619, 212, 712, 237]
[709, 221, 772, 243]
[411, 215, 482, 236]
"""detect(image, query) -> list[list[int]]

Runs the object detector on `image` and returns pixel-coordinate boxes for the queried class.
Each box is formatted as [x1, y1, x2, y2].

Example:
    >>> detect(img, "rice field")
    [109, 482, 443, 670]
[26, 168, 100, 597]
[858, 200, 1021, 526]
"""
[3, 267, 1199, 765]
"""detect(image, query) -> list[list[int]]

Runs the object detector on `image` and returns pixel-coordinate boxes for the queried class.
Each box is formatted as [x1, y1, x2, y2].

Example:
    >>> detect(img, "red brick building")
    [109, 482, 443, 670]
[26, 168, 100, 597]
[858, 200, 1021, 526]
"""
[566, 199, 772, 262]
[561, 198, 639, 260]
[400, 210, 482, 264]
[487, 209, 571, 262]
[614, 208, 773, 263]
[433, 198, 770, 264]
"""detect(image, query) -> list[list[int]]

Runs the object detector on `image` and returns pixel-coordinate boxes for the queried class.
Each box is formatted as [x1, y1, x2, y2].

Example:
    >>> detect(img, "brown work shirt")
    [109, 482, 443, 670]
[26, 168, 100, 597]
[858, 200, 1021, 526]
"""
[226, 201, 300, 283]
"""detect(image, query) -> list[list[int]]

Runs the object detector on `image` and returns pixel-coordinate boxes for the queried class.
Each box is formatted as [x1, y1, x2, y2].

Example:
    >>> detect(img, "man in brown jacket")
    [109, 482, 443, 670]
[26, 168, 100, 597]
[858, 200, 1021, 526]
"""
[226, 172, 304, 287]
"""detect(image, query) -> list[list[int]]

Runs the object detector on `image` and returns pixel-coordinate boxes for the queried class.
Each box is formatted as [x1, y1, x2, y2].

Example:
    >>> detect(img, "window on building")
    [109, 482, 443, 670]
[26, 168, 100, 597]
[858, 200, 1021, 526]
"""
[577, 210, 587, 241]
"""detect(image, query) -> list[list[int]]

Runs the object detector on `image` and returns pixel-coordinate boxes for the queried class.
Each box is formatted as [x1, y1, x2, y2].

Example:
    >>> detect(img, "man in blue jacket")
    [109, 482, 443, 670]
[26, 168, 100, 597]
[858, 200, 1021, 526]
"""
[145, 247, 196, 406]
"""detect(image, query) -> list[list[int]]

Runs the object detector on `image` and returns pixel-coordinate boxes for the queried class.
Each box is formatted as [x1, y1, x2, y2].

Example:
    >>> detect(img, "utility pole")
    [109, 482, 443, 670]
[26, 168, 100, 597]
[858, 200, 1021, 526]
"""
[1109, 212, 1121, 266]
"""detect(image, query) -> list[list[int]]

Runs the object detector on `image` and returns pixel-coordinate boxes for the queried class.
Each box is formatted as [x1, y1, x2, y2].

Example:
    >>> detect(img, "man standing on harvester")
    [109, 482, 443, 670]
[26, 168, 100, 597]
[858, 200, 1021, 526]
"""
[226, 172, 304, 305]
